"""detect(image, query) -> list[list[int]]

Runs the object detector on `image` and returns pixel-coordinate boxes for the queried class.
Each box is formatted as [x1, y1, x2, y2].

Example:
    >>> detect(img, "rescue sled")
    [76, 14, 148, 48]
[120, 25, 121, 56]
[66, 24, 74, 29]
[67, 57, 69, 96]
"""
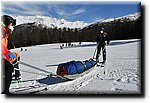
[56, 59, 97, 79]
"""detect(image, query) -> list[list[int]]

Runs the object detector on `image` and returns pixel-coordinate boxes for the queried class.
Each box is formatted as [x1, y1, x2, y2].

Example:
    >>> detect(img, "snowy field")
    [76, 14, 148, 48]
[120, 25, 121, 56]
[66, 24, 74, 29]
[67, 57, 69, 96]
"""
[9, 39, 141, 94]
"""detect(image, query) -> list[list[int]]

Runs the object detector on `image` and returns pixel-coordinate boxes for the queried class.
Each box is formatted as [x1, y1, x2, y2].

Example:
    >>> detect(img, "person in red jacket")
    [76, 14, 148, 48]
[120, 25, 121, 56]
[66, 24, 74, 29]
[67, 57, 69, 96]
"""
[1, 15, 18, 94]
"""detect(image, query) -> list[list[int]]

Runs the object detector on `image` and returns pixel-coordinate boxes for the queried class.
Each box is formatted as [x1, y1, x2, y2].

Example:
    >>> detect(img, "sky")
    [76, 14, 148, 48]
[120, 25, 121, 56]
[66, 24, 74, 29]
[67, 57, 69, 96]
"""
[1, 1, 140, 23]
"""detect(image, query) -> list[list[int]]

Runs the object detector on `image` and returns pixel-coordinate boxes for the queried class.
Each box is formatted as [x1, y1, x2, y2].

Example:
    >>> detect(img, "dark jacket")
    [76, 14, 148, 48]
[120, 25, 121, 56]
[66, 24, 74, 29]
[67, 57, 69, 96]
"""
[96, 32, 110, 46]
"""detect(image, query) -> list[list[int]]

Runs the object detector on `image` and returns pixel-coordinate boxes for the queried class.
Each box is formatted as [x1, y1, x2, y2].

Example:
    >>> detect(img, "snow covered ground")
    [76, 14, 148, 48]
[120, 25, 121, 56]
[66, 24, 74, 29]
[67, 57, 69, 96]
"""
[9, 39, 141, 94]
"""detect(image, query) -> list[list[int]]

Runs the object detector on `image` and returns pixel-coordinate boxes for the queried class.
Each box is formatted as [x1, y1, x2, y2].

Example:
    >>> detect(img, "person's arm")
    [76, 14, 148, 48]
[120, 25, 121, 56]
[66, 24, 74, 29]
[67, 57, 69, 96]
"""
[1, 30, 16, 61]
[106, 35, 110, 44]
[2, 38, 11, 60]
[104, 32, 110, 44]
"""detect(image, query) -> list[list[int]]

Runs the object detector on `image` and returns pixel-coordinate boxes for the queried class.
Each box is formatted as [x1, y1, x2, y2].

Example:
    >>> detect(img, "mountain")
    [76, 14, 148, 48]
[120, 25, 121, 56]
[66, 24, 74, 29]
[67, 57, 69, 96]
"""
[80, 12, 141, 41]
[12, 12, 140, 29]
[12, 15, 88, 29]
[96, 12, 140, 24]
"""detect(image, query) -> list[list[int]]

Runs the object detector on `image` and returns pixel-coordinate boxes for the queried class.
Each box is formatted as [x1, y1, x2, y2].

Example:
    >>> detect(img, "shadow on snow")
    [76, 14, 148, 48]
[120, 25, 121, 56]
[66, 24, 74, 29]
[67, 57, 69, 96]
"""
[37, 76, 68, 85]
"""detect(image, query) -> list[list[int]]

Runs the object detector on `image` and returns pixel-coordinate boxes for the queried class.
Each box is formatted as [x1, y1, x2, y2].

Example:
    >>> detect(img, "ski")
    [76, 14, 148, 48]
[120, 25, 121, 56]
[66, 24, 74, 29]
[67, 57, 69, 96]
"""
[29, 87, 48, 94]
[11, 76, 70, 94]
[96, 62, 105, 67]
[11, 78, 37, 84]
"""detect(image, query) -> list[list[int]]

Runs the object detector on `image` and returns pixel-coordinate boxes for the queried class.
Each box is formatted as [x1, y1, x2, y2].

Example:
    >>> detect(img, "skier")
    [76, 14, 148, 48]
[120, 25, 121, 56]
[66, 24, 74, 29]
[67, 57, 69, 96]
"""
[96, 27, 110, 64]
[1, 15, 20, 94]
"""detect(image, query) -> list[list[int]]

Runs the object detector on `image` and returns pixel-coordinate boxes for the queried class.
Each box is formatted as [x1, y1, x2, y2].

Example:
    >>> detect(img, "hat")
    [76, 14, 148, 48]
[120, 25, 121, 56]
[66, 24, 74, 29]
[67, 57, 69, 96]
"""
[1, 15, 16, 27]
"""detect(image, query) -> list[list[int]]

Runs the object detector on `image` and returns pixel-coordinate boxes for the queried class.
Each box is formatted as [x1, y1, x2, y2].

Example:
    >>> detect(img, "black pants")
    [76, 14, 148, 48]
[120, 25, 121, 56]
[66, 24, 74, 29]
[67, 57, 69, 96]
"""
[96, 44, 106, 63]
[11, 56, 21, 79]
[1, 59, 13, 94]
[13, 63, 21, 79]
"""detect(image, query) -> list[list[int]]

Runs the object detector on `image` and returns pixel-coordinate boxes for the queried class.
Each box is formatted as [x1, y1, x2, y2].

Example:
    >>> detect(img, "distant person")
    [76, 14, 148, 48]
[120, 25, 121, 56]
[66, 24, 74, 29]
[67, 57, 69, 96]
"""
[1, 15, 20, 94]
[96, 27, 110, 64]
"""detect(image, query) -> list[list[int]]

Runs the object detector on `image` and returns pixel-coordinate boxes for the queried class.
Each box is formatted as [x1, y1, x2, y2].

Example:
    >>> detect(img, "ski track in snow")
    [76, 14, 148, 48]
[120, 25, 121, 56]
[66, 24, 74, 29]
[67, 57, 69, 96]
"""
[10, 39, 141, 94]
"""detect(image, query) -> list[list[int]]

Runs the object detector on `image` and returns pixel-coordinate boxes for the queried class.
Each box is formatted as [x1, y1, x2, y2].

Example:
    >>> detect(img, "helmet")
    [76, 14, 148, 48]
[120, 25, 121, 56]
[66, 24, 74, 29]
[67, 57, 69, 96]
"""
[1, 15, 16, 27]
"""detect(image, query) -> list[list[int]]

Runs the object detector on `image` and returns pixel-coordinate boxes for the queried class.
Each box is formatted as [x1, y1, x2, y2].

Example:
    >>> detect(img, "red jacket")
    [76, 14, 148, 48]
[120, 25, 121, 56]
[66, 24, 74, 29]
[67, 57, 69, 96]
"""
[1, 26, 11, 61]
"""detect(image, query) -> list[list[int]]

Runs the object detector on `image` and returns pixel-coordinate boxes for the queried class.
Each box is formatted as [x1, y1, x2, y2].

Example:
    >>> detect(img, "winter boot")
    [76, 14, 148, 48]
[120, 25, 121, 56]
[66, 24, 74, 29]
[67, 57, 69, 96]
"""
[12, 68, 21, 80]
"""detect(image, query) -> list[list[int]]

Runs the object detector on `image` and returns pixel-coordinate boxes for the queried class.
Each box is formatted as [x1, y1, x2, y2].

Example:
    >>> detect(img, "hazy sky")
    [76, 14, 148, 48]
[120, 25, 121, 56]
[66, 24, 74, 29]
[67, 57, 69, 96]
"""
[1, 1, 140, 23]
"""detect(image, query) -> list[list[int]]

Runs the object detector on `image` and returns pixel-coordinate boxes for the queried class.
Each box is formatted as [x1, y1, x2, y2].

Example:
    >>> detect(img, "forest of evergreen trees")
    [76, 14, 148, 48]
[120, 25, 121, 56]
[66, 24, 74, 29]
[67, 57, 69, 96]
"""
[10, 16, 141, 48]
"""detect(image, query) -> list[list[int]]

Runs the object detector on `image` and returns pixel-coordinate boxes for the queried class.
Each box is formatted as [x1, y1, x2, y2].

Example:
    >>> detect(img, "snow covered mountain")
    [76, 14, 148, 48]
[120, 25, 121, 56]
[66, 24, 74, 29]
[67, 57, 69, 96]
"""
[12, 15, 88, 29]
[12, 12, 140, 30]
[96, 12, 140, 23]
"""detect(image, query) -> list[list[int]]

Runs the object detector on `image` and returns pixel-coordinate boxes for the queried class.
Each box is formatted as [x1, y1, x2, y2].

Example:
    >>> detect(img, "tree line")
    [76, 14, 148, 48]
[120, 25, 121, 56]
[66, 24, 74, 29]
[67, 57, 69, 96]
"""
[10, 17, 141, 48]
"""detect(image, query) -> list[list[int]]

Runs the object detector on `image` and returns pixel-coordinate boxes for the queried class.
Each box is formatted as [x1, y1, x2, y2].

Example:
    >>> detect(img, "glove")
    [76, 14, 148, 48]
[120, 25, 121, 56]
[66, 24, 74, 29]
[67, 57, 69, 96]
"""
[8, 53, 16, 59]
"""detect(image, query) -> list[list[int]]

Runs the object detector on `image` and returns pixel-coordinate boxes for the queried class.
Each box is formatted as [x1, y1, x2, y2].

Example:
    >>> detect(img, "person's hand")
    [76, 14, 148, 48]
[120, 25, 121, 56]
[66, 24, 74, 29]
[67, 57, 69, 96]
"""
[8, 53, 16, 59]
[8, 52, 17, 63]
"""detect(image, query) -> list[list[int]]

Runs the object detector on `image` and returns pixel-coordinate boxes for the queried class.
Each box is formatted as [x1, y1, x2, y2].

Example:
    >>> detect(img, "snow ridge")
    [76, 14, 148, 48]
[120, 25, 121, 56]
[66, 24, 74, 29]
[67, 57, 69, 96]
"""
[97, 12, 140, 23]
[12, 15, 88, 29]
[12, 12, 140, 29]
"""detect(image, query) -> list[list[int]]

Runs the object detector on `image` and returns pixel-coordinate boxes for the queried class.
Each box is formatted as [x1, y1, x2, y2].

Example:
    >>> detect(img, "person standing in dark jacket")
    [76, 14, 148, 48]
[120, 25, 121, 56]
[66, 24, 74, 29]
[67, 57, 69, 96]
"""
[96, 27, 110, 64]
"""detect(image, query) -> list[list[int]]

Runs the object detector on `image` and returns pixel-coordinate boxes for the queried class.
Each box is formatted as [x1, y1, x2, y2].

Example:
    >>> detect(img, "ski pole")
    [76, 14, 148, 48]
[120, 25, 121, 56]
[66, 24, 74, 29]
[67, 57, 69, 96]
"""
[92, 44, 98, 59]
[99, 46, 106, 57]
[102, 46, 106, 53]
[20, 61, 53, 75]
[14, 68, 49, 76]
